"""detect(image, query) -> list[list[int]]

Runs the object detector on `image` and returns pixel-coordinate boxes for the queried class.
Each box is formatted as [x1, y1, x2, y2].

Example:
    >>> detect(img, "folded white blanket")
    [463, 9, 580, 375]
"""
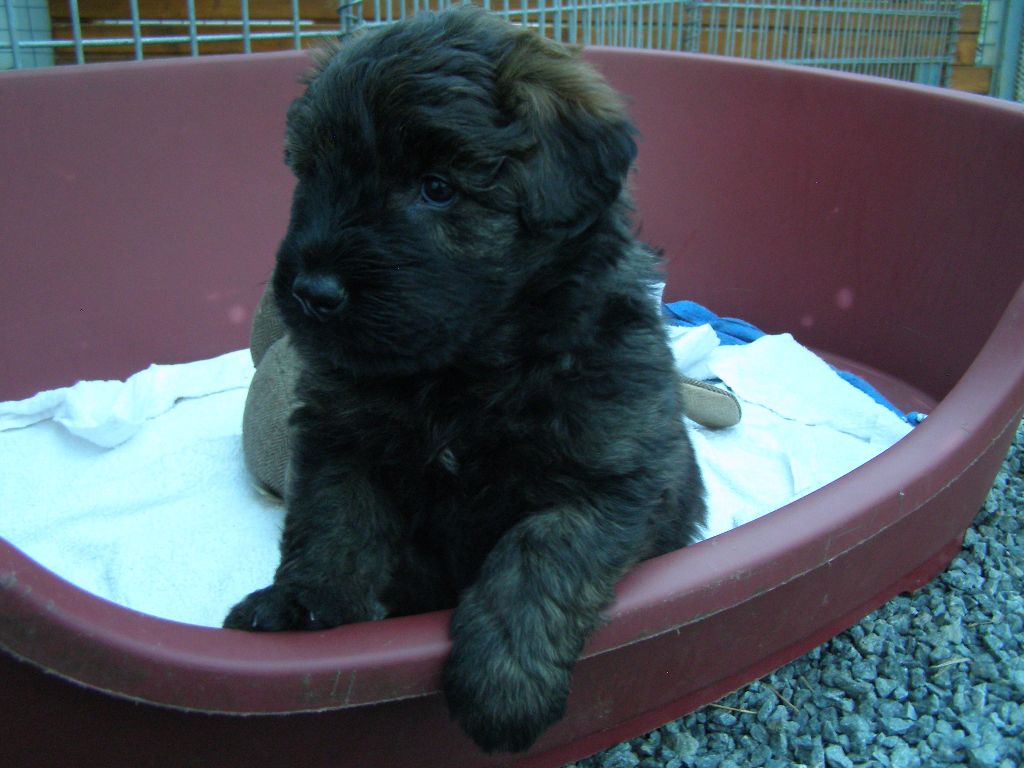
[0, 331, 912, 627]
[0, 352, 282, 628]
[680, 333, 912, 538]
[0, 353, 256, 447]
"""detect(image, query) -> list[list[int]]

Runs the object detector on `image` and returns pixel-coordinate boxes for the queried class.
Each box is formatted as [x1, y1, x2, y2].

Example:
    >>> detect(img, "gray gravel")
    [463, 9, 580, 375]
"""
[569, 418, 1024, 768]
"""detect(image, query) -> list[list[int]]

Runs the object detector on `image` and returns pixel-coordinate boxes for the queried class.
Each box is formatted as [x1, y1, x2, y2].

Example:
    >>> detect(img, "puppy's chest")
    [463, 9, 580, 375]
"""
[391, 401, 531, 491]
[366, 381, 570, 510]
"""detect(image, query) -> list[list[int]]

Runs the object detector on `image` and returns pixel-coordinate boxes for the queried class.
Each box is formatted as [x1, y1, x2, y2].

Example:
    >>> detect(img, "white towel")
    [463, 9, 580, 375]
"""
[679, 333, 913, 538]
[0, 351, 283, 628]
[0, 352, 256, 448]
[0, 331, 912, 627]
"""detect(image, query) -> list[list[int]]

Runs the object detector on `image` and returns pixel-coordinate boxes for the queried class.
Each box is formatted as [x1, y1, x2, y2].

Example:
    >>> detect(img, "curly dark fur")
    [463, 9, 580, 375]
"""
[224, 7, 706, 753]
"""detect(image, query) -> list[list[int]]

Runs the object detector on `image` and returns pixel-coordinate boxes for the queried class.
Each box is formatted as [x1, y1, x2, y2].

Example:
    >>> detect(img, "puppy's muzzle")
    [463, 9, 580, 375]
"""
[292, 273, 346, 321]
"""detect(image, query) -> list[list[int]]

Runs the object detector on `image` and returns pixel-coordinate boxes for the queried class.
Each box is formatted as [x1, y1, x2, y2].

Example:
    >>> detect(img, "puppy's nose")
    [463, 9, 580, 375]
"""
[292, 273, 346, 321]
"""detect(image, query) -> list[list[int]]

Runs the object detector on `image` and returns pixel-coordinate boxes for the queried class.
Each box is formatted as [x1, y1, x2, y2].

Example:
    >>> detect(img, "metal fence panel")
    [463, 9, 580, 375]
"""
[2, 0, 963, 89]
[989, 0, 1024, 99]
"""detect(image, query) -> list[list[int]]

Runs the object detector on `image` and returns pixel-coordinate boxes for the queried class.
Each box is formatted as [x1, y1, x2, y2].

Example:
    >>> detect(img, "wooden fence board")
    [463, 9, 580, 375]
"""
[950, 64, 992, 93]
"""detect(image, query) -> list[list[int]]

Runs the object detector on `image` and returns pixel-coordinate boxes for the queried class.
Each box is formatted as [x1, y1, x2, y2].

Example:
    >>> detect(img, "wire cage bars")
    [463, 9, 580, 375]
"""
[2, 1, 964, 85]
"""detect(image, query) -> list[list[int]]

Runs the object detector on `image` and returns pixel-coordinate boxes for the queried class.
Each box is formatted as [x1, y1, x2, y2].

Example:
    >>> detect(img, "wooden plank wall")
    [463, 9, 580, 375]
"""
[950, 4, 991, 94]
[48, 0, 990, 94]
[47, 1, 342, 62]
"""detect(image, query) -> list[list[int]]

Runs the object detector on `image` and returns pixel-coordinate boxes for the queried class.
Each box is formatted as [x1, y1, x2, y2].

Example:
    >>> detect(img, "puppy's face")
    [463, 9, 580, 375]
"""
[273, 8, 637, 375]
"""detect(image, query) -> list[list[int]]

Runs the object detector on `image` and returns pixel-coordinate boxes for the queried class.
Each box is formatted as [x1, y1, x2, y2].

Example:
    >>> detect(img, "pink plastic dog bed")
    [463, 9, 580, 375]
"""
[1, 47, 1023, 767]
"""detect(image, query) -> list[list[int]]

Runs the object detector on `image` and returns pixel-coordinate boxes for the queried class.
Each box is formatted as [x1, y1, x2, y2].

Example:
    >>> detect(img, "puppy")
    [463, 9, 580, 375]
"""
[225, 6, 706, 753]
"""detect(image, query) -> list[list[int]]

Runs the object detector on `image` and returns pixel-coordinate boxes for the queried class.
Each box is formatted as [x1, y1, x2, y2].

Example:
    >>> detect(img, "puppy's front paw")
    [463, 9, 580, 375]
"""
[443, 609, 571, 753]
[223, 584, 323, 631]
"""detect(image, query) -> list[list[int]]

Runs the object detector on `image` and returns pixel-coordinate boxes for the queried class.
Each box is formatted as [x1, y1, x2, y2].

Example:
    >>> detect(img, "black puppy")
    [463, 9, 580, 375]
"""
[225, 6, 706, 753]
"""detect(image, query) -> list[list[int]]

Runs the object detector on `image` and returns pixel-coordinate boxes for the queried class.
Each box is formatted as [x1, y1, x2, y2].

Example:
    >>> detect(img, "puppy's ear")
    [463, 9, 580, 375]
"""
[282, 33, 362, 173]
[498, 33, 637, 236]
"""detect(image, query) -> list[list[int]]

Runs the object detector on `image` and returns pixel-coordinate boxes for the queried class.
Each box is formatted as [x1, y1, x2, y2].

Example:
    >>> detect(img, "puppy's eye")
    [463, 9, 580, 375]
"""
[420, 175, 457, 208]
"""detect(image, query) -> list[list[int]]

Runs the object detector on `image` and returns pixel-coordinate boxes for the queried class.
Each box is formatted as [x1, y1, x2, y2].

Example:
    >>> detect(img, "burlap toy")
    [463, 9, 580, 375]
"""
[242, 285, 300, 498]
[242, 284, 741, 498]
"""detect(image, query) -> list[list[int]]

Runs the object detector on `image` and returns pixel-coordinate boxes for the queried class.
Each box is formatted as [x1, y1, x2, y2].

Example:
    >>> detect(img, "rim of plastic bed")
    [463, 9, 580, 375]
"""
[2, 273, 1022, 715]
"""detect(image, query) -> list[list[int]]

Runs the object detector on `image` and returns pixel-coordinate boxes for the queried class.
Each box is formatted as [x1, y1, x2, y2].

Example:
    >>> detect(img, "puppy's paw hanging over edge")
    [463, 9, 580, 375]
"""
[441, 595, 573, 753]
[442, 651, 570, 754]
